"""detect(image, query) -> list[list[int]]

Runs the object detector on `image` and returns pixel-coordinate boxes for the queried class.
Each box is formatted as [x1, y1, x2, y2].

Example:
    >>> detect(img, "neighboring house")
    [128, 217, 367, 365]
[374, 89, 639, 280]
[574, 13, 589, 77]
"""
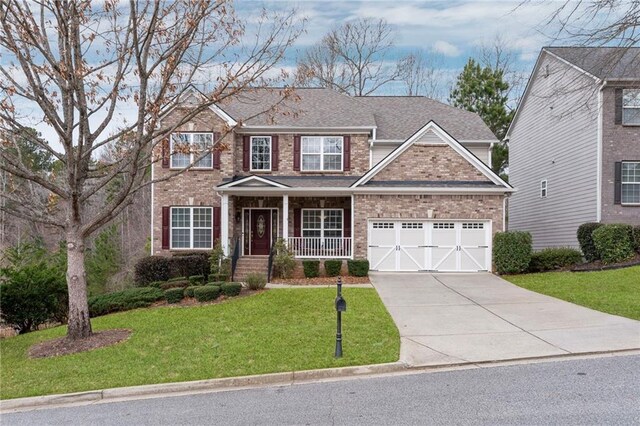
[151, 87, 512, 273]
[507, 47, 640, 250]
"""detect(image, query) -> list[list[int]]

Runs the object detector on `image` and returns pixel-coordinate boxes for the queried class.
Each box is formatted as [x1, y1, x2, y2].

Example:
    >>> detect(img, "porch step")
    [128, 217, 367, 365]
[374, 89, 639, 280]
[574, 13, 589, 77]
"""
[233, 256, 270, 282]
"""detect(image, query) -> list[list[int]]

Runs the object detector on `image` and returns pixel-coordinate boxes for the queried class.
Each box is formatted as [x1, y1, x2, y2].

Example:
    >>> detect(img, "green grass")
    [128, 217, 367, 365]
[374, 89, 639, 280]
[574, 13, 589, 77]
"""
[505, 266, 640, 321]
[0, 288, 399, 400]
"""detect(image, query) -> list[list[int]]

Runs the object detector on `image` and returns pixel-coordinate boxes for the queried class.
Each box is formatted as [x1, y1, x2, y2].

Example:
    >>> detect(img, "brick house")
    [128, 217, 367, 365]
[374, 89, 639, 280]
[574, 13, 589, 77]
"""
[151, 87, 513, 274]
[507, 47, 640, 249]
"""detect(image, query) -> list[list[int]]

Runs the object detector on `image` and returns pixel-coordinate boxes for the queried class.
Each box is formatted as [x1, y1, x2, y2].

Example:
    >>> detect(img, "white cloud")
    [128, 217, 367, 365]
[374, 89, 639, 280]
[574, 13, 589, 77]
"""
[433, 40, 461, 57]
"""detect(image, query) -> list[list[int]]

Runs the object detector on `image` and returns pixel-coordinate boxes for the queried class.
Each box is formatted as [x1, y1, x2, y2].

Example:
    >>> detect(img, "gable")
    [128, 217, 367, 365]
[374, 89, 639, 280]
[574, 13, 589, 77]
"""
[217, 175, 289, 189]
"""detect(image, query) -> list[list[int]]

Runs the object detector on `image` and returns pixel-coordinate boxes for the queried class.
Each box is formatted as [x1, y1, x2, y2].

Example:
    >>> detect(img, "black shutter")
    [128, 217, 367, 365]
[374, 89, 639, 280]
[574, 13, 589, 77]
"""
[162, 207, 170, 249]
[614, 162, 622, 204]
[293, 135, 301, 171]
[271, 135, 279, 171]
[213, 132, 221, 170]
[343, 136, 351, 171]
[213, 207, 221, 243]
[293, 208, 301, 237]
[615, 88, 623, 125]
[243, 136, 250, 171]
[161, 139, 170, 168]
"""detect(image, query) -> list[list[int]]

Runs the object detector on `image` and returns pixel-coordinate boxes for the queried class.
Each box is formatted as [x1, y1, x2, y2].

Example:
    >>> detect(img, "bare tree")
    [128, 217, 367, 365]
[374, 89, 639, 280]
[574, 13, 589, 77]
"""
[478, 34, 527, 108]
[397, 50, 443, 98]
[0, 0, 302, 340]
[296, 18, 402, 96]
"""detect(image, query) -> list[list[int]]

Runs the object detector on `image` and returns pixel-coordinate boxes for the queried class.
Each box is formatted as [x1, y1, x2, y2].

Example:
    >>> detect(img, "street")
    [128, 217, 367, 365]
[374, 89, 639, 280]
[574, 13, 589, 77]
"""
[3, 354, 639, 425]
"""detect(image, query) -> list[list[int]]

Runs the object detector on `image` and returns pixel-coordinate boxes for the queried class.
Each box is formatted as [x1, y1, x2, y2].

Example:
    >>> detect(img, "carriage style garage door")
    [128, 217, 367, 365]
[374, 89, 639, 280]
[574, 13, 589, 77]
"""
[368, 220, 491, 272]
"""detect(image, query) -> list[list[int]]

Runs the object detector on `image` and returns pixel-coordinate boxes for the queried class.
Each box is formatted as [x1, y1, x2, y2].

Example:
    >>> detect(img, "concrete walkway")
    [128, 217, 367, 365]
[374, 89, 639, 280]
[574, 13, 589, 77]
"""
[370, 272, 640, 367]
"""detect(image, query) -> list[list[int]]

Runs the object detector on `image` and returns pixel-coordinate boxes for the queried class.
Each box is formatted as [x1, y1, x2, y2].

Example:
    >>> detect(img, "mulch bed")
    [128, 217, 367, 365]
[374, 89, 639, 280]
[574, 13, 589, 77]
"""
[151, 290, 265, 307]
[29, 329, 131, 359]
[271, 276, 370, 285]
[571, 253, 640, 272]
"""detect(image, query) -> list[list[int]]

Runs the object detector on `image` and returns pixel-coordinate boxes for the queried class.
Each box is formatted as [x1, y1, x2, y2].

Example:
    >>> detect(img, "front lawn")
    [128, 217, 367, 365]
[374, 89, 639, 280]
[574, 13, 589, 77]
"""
[0, 288, 399, 400]
[505, 266, 640, 321]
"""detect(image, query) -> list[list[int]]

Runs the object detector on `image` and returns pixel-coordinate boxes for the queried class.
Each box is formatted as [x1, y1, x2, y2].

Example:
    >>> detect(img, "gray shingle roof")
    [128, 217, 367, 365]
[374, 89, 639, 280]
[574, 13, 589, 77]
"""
[545, 47, 640, 80]
[221, 175, 359, 188]
[355, 96, 497, 141]
[217, 87, 496, 141]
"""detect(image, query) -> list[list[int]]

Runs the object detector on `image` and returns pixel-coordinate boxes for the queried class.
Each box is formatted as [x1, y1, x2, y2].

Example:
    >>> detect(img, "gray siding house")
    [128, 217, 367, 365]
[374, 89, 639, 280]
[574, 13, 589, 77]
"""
[507, 47, 640, 249]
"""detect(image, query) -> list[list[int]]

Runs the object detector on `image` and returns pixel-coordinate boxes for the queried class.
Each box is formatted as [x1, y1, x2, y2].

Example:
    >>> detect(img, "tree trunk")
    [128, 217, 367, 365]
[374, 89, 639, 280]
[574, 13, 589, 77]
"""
[66, 229, 93, 339]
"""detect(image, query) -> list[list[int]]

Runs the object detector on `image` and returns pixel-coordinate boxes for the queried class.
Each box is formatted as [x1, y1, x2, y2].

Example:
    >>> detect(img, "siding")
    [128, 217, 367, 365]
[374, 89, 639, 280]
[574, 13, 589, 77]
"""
[370, 140, 490, 167]
[371, 144, 396, 166]
[508, 53, 599, 249]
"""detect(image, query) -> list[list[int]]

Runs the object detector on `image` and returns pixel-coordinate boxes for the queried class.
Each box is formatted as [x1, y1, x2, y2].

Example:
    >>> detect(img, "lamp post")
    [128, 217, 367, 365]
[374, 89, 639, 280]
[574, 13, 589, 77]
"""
[335, 276, 347, 358]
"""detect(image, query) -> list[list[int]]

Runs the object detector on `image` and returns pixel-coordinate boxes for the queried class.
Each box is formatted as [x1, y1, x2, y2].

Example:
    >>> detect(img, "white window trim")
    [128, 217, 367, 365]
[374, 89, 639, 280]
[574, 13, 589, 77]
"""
[170, 132, 214, 169]
[170, 206, 214, 250]
[301, 136, 344, 172]
[621, 161, 640, 205]
[540, 179, 548, 198]
[301, 208, 344, 239]
[249, 136, 272, 172]
[622, 89, 640, 126]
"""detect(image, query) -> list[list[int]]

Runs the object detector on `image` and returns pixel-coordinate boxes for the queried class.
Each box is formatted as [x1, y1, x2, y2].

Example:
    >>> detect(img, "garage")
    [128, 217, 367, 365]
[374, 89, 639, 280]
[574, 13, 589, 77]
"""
[368, 220, 491, 272]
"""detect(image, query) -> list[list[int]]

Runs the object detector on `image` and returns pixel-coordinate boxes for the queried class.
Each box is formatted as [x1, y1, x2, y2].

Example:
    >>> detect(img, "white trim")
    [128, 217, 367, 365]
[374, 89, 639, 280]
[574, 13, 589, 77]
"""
[622, 88, 640, 126]
[351, 121, 512, 189]
[239, 125, 375, 133]
[218, 175, 290, 189]
[282, 195, 289, 242]
[241, 208, 279, 256]
[169, 132, 214, 169]
[301, 208, 344, 240]
[300, 135, 344, 172]
[540, 179, 548, 198]
[597, 82, 605, 221]
[459, 140, 498, 144]
[221, 194, 229, 255]
[159, 87, 238, 127]
[544, 49, 600, 81]
[621, 161, 640, 205]
[218, 186, 515, 196]
[169, 206, 214, 250]
[249, 136, 272, 172]
[150, 161, 155, 255]
[350, 195, 355, 260]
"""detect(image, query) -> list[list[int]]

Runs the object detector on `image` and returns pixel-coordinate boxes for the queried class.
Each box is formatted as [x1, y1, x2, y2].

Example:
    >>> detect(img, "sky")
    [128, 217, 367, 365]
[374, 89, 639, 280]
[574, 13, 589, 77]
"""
[8, 0, 580, 148]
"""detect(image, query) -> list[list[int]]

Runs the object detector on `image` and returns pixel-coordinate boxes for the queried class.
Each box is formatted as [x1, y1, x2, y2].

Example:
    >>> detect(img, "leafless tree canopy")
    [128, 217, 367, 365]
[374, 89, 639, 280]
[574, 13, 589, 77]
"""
[397, 50, 443, 98]
[478, 35, 527, 108]
[0, 0, 303, 339]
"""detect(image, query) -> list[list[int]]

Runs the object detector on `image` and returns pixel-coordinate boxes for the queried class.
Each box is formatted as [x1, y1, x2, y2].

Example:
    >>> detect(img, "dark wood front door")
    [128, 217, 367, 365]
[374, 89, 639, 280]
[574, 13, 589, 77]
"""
[250, 210, 271, 255]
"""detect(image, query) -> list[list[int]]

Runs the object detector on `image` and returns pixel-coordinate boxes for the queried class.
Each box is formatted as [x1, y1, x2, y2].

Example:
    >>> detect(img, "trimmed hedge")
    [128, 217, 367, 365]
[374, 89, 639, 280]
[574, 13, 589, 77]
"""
[160, 280, 190, 290]
[164, 288, 184, 304]
[493, 231, 532, 274]
[302, 260, 320, 278]
[577, 222, 603, 262]
[528, 248, 583, 272]
[324, 260, 342, 277]
[189, 275, 205, 285]
[245, 273, 267, 290]
[193, 285, 221, 302]
[134, 256, 170, 286]
[633, 226, 640, 253]
[592, 224, 635, 264]
[168, 276, 188, 282]
[184, 286, 200, 298]
[170, 253, 210, 280]
[347, 259, 369, 277]
[221, 282, 243, 297]
[88, 287, 164, 317]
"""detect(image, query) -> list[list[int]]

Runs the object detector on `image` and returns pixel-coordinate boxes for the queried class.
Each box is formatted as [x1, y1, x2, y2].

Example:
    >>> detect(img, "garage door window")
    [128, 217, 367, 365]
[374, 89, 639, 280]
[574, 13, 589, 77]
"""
[372, 222, 394, 229]
[433, 223, 454, 229]
[302, 209, 343, 239]
[462, 222, 484, 229]
[402, 222, 423, 229]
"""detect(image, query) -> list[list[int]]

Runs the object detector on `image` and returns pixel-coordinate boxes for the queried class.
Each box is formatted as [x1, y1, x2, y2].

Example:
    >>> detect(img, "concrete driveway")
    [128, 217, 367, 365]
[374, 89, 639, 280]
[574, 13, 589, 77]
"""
[370, 272, 640, 366]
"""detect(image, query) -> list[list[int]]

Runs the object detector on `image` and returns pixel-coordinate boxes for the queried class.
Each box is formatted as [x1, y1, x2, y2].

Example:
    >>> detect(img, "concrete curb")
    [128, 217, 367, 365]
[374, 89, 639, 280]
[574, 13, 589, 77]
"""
[0, 362, 407, 412]
[266, 283, 373, 288]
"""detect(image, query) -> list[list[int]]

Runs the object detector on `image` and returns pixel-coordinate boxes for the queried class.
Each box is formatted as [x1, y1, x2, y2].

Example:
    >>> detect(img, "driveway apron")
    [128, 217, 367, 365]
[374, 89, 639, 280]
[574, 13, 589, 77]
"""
[370, 272, 640, 366]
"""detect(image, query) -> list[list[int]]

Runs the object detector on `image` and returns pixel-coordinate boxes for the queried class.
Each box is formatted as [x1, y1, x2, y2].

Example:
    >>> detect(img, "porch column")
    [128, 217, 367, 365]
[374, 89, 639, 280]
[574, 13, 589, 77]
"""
[221, 193, 229, 255]
[282, 194, 289, 244]
[350, 195, 355, 259]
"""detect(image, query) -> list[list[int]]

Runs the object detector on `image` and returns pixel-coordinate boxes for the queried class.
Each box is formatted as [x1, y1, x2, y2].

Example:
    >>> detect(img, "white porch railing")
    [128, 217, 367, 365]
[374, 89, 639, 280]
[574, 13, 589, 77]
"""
[287, 237, 352, 258]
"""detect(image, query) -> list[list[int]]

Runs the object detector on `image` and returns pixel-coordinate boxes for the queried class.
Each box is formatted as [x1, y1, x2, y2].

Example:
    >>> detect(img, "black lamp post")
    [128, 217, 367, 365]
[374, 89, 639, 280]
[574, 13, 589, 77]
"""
[335, 276, 347, 358]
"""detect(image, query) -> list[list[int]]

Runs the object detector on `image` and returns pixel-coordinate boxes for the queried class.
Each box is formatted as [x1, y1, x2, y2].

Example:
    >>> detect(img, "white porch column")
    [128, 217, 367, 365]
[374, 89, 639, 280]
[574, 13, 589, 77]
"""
[282, 194, 289, 244]
[221, 193, 229, 255]
[351, 195, 355, 259]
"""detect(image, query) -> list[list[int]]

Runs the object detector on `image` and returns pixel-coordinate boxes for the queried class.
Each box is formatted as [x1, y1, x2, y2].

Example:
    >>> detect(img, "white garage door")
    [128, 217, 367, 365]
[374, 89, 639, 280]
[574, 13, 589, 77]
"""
[368, 220, 491, 272]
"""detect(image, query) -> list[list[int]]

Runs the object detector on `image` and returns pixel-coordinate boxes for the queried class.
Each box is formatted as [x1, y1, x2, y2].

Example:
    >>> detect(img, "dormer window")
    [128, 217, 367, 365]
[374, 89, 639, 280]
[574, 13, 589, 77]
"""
[622, 89, 640, 125]
[170, 132, 213, 169]
[301, 136, 343, 171]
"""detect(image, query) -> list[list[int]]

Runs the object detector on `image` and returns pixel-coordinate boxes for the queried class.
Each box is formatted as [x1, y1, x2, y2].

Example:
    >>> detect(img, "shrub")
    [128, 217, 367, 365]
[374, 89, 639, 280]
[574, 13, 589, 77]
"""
[134, 256, 170, 286]
[168, 276, 187, 282]
[0, 264, 68, 334]
[592, 224, 635, 264]
[347, 259, 369, 277]
[148, 281, 165, 289]
[577, 222, 603, 262]
[633, 226, 640, 254]
[184, 286, 200, 298]
[528, 248, 583, 272]
[170, 253, 210, 280]
[189, 275, 205, 285]
[221, 282, 242, 297]
[209, 241, 231, 281]
[302, 260, 320, 278]
[207, 281, 226, 286]
[272, 238, 296, 279]
[164, 288, 184, 304]
[245, 273, 267, 290]
[324, 260, 343, 277]
[493, 231, 532, 274]
[193, 285, 221, 302]
[160, 280, 190, 290]
[88, 287, 163, 317]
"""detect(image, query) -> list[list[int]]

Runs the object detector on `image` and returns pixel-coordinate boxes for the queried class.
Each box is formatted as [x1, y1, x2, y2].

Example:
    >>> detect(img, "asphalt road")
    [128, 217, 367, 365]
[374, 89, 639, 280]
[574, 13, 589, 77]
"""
[3, 355, 640, 425]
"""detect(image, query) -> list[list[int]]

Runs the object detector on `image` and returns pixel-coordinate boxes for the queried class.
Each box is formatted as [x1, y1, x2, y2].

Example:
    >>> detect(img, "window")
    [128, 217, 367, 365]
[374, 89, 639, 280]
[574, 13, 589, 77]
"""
[302, 209, 343, 239]
[622, 89, 640, 125]
[402, 222, 423, 229]
[372, 222, 394, 229]
[462, 223, 484, 229]
[170, 207, 213, 249]
[250, 136, 271, 171]
[540, 180, 548, 198]
[433, 223, 454, 229]
[301, 136, 343, 171]
[170, 133, 213, 169]
[622, 162, 640, 204]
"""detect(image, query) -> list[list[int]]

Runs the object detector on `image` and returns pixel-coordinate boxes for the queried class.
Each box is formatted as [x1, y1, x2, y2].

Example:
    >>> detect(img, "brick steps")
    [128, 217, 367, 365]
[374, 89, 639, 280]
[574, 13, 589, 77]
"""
[233, 256, 269, 282]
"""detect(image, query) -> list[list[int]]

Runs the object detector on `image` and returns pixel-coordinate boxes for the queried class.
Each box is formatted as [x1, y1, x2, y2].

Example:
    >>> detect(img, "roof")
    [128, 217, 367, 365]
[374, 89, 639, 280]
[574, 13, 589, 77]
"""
[362, 180, 499, 188]
[220, 175, 359, 188]
[218, 88, 376, 129]
[356, 96, 497, 141]
[545, 47, 640, 80]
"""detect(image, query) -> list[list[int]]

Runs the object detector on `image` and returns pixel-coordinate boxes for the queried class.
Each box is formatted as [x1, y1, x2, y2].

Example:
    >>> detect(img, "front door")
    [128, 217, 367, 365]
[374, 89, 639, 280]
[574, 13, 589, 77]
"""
[250, 209, 271, 255]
